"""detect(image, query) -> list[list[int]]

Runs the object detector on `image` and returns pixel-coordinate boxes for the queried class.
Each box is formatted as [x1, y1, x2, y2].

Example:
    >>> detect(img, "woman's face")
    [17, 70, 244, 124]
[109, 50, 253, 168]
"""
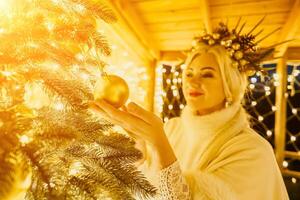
[182, 52, 226, 115]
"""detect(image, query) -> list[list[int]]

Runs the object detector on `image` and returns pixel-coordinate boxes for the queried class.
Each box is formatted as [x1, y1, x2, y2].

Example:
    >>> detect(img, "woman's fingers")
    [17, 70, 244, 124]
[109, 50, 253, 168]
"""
[127, 102, 156, 124]
[89, 103, 121, 125]
[120, 105, 128, 112]
[89, 100, 151, 136]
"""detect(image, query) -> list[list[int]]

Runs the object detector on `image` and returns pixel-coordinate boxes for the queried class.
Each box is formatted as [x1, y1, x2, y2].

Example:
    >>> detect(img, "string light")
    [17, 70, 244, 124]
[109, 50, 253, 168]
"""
[172, 90, 178, 97]
[168, 104, 173, 110]
[266, 130, 272, 137]
[273, 81, 279, 87]
[293, 70, 299, 77]
[258, 115, 264, 122]
[250, 77, 257, 83]
[283, 160, 289, 168]
[251, 101, 257, 106]
[292, 108, 297, 115]
[290, 135, 296, 142]
[273, 73, 279, 80]
[271, 106, 277, 111]
[54, 102, 65, 111]
[287, 75, 294, 82]
[284, 93, 289, 98]
[179, 104, 184, 109]
[264, 86, 270, 91]
[249, 84, 255, 89]
[292, 177, 297, 184]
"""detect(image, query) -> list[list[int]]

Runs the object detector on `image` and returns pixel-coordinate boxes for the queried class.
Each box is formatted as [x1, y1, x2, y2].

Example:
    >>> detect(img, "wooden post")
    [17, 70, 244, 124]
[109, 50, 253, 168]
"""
[147, 59, 157, 112]
[198, 0, 212, 33]
[274, 54, 288, 169]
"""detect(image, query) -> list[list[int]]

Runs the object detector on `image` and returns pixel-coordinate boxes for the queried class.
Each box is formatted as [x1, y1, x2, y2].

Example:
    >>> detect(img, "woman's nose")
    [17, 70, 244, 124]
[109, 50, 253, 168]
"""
[188, 75, 201, 85]
[188, 77, 202, 88]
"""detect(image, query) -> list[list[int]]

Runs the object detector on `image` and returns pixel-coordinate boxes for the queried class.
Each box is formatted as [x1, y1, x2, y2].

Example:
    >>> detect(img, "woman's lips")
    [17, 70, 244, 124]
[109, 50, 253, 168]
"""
[188, 90, 204, 97]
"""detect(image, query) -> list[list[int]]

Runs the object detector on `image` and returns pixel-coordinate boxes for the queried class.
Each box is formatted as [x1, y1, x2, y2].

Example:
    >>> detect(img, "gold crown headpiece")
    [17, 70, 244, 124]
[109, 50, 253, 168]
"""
[192, 17, 287, 75]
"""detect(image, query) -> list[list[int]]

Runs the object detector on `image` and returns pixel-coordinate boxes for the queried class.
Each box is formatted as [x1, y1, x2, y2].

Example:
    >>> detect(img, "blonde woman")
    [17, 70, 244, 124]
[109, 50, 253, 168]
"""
[90, 23, 289, 199]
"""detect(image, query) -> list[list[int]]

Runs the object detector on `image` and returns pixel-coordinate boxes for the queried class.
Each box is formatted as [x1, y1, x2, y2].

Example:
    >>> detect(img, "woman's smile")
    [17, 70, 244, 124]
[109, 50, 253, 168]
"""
[187, 88, 204, 97]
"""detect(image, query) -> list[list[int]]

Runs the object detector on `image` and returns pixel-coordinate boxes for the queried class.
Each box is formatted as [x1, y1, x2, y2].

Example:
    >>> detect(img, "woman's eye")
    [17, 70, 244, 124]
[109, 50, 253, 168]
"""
[201, 73, 214, 78]
[185, 72, 193, 77]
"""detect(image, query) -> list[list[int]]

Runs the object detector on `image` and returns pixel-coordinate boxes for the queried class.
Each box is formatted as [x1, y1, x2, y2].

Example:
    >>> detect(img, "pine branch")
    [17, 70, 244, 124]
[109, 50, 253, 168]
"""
[36, 108, 113, 142]
[80, 158, 135, 200]
[40, 73, 92, 111]
[0, 151, 31, 200]
[66, 142, 142, 164]
[67, 145, 156, 199]
[71, 0, 117, 23]
[90, 32, 111, 56]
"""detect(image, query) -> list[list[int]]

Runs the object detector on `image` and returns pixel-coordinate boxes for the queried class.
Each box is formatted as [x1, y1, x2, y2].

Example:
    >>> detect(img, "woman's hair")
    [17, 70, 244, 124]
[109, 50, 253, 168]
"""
[184, 44, 248, 105]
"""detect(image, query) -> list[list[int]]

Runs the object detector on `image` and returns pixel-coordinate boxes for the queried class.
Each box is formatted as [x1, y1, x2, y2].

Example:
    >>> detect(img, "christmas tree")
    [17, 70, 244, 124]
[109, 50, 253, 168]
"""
[0, 0, 156, 199]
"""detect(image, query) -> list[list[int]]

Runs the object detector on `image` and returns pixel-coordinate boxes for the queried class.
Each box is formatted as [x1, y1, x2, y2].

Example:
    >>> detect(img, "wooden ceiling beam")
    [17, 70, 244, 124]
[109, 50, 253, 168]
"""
[160, 51, 187, 62]
[105, 0, 160, 62]
[286, 47, 300, 60]
[274, 0, 300, 58]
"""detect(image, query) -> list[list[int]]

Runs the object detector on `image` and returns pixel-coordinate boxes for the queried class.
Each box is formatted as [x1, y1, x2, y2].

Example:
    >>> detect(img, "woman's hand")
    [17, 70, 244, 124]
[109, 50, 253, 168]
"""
[89, 100, 177, 169]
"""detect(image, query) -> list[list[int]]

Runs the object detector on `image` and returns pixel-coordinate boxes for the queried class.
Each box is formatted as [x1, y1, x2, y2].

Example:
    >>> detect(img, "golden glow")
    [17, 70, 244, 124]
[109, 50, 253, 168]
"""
[54, 102, 65, 111]
[69, 161, 83, 176]
[0, 0, 10, 11]
[2, 71, 13, 77]
[19, 135, 32, 145]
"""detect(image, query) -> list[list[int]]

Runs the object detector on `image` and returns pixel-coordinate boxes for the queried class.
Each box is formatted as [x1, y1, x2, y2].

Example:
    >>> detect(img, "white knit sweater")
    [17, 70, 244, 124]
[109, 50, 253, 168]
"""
[140, 103, 289, 200]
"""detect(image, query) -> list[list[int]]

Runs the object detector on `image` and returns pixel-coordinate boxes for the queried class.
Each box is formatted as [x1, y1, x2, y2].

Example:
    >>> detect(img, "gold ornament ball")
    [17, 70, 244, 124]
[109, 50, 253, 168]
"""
[208, 39, 215, 45]
[227, 49, 235, 56]
[239, 59, 248, 66]
[234, 51, 243, 60]
[232, 61, 239, 68]
[203, 35, 210, 40]
[94, 74, 129, 108]
[225, 40, 232, 47]
[212, 33, 220, 39]
[199, 30, 207, 37]
[232, 43, 240, 50]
